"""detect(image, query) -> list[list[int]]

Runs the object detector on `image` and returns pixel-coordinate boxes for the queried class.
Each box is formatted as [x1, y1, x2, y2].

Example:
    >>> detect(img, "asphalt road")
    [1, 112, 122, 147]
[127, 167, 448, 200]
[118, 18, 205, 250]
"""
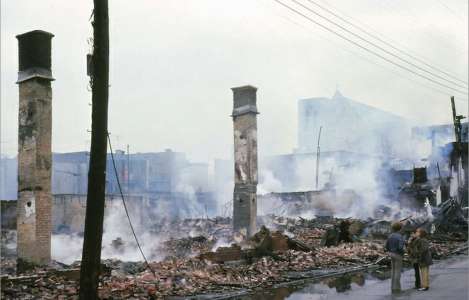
[302, 255, 469, 300]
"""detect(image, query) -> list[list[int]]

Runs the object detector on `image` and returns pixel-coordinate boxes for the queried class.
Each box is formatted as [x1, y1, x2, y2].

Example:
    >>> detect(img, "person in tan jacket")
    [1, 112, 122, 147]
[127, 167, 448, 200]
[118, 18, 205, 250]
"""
[415, 228, 433, 291]
[407, 231, 421, 289]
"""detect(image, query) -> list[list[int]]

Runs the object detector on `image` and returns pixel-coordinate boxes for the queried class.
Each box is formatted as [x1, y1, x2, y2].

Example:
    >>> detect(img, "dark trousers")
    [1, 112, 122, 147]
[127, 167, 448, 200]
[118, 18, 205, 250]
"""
[413, 263, 421, 288]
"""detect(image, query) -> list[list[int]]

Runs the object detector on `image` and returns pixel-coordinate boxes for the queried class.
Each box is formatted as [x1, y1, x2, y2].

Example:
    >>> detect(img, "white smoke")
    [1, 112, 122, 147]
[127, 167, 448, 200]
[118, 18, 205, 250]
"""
[258, 169, 283, 194]
[52, 200, 167, 264]
[257, 153, 389, 219]
[51, 234, 83, 264]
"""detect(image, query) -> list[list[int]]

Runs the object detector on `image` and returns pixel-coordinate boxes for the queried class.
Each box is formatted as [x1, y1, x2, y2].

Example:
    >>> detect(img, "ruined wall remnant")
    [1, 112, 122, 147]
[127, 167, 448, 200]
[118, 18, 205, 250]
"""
[231, 85, 259, 237]
[16, 30, 54, 269]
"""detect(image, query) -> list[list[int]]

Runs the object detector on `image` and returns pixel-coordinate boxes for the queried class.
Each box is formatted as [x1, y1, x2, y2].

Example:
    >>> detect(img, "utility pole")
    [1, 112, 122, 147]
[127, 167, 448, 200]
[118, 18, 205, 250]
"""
[450, 96, 465, 201]
[127, 144, 130, 194]
[79, 1, 109, 299]
[315, 126, 322, 190]
[451, 96, 463, 145]
[451, 96, 461, 188]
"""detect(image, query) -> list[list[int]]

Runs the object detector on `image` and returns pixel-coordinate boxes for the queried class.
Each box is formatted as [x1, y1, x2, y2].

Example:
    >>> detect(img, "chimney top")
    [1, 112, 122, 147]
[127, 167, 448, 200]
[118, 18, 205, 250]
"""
[231, 85, 258, 92]
[16, 30, 54, 39]
[231, 85, 259, 117]
[16, 30, 54, 83]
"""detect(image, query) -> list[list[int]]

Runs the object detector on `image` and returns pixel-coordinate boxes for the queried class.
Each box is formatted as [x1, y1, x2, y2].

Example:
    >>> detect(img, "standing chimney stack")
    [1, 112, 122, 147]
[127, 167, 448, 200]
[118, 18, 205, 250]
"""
[231, 85, 259, 237]
[16, 30, 54, 271]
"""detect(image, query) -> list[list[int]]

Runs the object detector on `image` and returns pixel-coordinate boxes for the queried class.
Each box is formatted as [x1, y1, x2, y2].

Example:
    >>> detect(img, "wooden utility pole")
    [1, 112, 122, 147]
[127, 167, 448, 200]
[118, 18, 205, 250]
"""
[451, 96, 463, 145]
[315, 126, 322, 190]
[450, 96, 465, 198]
[79, 1, 109, 299]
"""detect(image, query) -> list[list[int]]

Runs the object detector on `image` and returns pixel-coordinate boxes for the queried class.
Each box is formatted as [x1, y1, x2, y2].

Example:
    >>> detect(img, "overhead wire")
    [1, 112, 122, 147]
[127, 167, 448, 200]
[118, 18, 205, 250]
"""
[272, 0, 468, 97]
[314, 0, 468, 80]
[255, 0, 463, 99]
[107, 133, 157, 277]
[303, 0, 468, 86]
[379, 0, 468, 53]
[432, 0, 467, 23]
[289, 0, 468, 91]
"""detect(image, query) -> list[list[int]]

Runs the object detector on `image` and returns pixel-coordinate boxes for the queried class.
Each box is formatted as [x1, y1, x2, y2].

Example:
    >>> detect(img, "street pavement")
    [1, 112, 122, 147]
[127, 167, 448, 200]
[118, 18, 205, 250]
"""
[298, 255, 469, 300]
[276, 255, 469, 300]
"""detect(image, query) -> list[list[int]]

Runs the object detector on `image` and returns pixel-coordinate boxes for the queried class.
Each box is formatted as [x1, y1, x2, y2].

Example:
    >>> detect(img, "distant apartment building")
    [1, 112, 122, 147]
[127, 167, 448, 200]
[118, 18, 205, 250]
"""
[0, 149, 210, 199]
[0, 157, 16, 199]
[412, 122, 468, 155]
[253, 91, 411, 192]
[296, 90, 412, 157]
[53, 151, 89, 194]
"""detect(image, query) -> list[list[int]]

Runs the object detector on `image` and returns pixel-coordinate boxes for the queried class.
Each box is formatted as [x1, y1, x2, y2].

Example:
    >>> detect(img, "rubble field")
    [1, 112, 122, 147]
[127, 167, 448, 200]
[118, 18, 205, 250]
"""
[1, 215, 467, 299]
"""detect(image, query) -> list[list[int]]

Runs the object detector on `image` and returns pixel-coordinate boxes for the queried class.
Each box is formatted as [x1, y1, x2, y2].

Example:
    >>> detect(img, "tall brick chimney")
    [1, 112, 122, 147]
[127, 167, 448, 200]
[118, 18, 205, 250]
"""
[16, 30, 54, 271]
[231, 85, 259, 237]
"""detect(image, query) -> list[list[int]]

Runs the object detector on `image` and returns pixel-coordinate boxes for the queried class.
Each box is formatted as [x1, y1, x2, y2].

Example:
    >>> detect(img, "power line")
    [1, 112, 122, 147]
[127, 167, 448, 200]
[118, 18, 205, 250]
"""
[433, 0, 467, 23]
[379, 0, 468, 54]
[272, 0, 468, 97]
[107, 133, 156, 277]
[304, 0, 468, 86]
[289, 0, 468, 91]
[256, 0, 464, 99]
[316, 0, 467, 74]
[283, 0, 469, 95]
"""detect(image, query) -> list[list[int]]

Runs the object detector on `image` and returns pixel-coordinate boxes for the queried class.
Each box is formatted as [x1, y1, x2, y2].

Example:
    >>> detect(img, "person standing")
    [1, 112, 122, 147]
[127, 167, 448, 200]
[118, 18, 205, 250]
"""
[416, 228, 433, 291]
[338, 220, 353, 243]
[407, 231, 421, 289]
[385, 222, 405, 293]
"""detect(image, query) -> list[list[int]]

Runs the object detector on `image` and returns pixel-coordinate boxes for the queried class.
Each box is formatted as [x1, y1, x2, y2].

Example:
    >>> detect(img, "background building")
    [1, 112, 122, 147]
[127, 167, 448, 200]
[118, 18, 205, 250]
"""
[0, 157, 16, 200]
[296, 90, 412, 157]
[0, 149, 211, 200]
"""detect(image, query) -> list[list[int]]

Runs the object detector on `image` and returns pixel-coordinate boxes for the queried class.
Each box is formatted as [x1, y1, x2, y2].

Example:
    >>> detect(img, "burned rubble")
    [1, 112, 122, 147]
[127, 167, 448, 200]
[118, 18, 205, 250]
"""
[1, 213, 467, 299]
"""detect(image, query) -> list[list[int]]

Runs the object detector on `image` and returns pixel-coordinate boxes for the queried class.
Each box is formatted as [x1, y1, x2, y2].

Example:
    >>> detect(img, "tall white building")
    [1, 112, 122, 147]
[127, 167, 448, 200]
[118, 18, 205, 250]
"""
[296, 90, 412, 158]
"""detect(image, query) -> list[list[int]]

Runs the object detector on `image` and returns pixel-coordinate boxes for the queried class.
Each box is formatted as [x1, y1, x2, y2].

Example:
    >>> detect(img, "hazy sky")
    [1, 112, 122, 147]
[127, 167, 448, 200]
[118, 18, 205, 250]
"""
[1, 0, 468, 162]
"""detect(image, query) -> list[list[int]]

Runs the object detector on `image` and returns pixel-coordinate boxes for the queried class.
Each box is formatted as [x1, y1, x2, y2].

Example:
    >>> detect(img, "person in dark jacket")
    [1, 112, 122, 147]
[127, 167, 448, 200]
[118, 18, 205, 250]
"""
[407, 231, 421, 289]
[416, 228, 433, 291]
[338, 220, 353, 243]
[385, 222, 405, 293]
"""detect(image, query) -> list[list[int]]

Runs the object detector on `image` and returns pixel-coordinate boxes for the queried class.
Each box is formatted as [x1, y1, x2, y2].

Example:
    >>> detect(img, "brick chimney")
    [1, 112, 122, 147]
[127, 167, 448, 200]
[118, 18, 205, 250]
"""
[231, 85, 259, 237]
[16, 30, 54, 271]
